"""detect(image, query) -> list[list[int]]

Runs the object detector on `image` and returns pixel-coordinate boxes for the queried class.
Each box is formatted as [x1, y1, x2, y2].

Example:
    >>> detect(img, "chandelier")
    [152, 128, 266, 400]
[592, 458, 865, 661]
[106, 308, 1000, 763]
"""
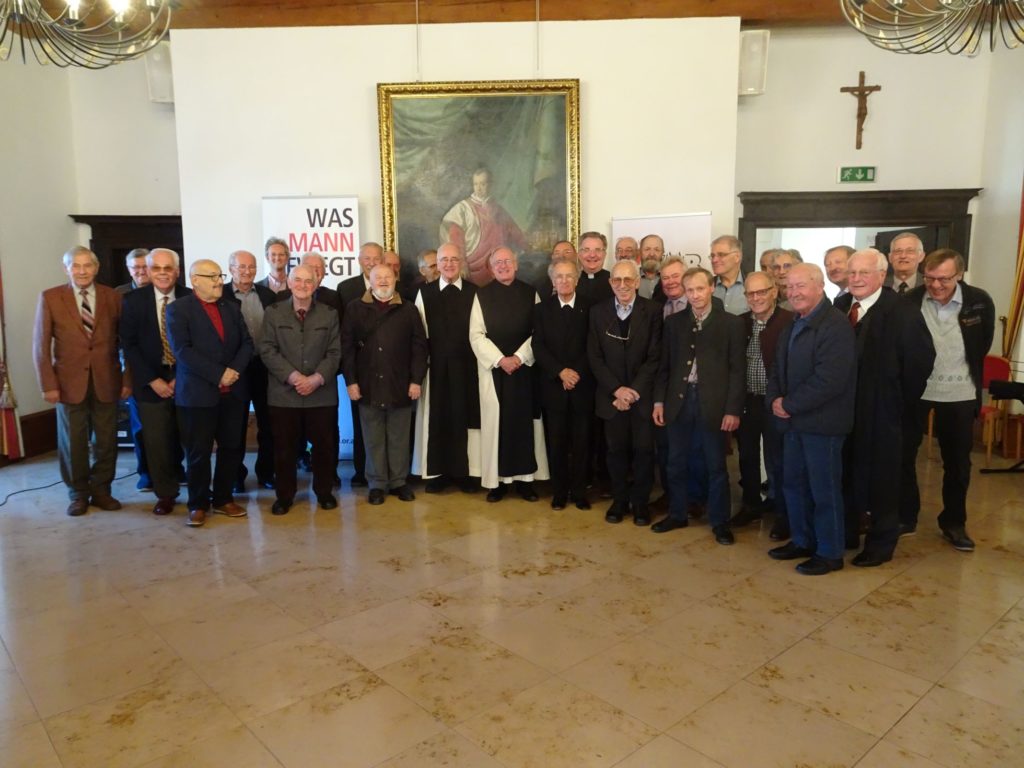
[840, 0, 1024, 54]
[0, 0, 172, 68]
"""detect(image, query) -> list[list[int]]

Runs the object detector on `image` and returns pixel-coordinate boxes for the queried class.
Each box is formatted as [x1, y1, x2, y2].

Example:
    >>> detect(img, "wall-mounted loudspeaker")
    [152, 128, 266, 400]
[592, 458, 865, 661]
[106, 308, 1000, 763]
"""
[738, 30, 770, 96]
[145, 40, 174, 104]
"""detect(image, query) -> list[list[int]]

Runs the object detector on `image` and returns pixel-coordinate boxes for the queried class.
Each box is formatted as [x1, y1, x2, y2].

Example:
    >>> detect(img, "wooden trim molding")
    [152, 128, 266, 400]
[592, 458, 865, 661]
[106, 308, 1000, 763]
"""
[0, 409, 57, 467]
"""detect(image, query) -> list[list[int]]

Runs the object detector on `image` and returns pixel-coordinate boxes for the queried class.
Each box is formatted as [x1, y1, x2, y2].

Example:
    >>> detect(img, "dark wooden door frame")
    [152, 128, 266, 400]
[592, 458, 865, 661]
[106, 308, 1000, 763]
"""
[70, 214, 184, 288]
[737, 189, 981, 274]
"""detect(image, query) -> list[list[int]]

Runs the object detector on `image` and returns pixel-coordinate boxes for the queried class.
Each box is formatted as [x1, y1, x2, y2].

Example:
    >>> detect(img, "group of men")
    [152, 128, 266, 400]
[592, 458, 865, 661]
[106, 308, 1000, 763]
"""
[34, 229, 994, 575]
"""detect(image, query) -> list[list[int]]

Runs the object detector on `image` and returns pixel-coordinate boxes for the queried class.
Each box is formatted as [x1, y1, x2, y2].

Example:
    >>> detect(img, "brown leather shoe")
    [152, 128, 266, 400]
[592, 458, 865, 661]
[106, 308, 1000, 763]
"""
[90, 494, 122, 511]
[152, 498, 175, 516]
[187, 508, 206, 527]
[66, 499, 88, 517]
[212, 501, 247, 518]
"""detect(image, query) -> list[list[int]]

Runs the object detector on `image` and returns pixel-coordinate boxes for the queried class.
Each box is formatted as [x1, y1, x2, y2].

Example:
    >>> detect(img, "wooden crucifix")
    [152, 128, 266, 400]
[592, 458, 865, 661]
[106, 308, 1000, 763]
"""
[840, 71, 881, 150]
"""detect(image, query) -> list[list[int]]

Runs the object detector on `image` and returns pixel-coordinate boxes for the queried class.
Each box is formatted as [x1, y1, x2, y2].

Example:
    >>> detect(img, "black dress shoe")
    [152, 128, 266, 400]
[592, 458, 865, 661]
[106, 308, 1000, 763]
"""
[258, 477, 275, 490]
[768, 542, 814, 560]
[152, 497, 175, 516]
[769, 519, 791, 541]
[425, 477, 448, 494]
[575, 498, 591, 511]
[633, 507, 651, 527]
[351, 474, 368, 488]
[605, 503, 626, 524]
[851, 550, 892, 568]
[651, 516, 688, 533]
[729, 506, 763, 527]
[271, 499, 292, 516]
[713, 525, 735, 545]
[515, 482, 538, 502]
[368, 489, 386, 505]
[393, 485, 415, 502]
[318, 495, 338, 510]
[551, 496, 567, 510]
[942, 527, 976, 552]
[796, 555, 844, 575]
[486, 486, 507, 503]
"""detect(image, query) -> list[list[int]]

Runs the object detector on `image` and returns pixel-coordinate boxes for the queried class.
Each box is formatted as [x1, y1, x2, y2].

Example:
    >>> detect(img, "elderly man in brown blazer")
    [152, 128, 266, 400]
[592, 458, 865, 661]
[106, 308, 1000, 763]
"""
[34, 246, 130, 517]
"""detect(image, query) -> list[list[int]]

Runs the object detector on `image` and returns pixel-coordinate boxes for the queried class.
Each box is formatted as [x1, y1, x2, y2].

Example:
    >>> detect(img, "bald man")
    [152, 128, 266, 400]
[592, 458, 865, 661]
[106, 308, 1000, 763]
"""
[167, 259, 254, 527]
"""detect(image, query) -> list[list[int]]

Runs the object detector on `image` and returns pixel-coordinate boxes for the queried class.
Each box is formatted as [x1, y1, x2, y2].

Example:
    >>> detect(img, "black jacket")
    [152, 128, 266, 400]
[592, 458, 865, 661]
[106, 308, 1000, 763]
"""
[533, 294, 595, 405]
[587, 295, 662, 420]
[120, 284, 193, 403]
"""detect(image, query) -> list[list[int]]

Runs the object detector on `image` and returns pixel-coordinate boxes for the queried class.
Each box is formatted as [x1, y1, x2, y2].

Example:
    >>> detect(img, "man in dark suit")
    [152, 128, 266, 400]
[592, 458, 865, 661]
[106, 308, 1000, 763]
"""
[259, 265, 342, 514]
[835, 249, 935, 566]
[34, 246, 130, 517]
[121, 248, 191, 517]
[885, 232, 925, 296]
[902, 249, 995, 552]
[575, 232, 613, 306]
[653, 267, 745, 545]
[225, 249, 279, 491]
[731, 271, 793, 536]
[766, 264, 856, 575]
[534, 258, 595, 511]
[114, 247, 153, 491]
[167, 259, 254, 527]
[337, 241, 384, 486]
[588, 259, 662, 525]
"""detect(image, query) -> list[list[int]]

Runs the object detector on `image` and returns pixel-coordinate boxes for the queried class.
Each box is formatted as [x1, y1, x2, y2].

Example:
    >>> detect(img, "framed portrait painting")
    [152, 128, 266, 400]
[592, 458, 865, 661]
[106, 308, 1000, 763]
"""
[378, 79, 580, 286]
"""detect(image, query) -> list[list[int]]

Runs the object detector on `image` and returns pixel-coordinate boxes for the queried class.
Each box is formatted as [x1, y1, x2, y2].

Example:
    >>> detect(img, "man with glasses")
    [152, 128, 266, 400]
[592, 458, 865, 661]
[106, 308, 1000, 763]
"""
[121, 248, 190, 518]
[534, 258, 595, 510]
[771, 249, 802, 310]
[709, 235, 749, 315]
[470, 247, 549, 501]
[167, 260, 254, 527]
[885, 233, 926, 296]
[115, 248, 152, 295]
[901, 249, 994, 552]
[588, 259, 662, 525]
[225, 249, 278, 492]
[116, 247, 153, 489]
[614, 237, 639, 264]
[413, 243, 482, 494]
[257, 237, 291, 294]
[731, 271, 793, 537]
[834, 249, 934, 565]
[652, 267, 744, 544]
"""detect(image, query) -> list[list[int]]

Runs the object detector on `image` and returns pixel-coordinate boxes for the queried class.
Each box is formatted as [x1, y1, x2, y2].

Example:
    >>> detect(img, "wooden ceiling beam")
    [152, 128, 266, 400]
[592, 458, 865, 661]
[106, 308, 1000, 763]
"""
[171, 0, 845, 30]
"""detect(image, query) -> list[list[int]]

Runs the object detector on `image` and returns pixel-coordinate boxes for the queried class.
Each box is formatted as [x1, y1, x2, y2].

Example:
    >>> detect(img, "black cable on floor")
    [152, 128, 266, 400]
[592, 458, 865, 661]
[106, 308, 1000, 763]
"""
[0, 471, 138, 508]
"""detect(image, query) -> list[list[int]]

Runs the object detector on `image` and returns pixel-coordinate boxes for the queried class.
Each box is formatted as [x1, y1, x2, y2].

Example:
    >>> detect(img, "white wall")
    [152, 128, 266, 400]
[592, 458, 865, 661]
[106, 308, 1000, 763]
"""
[170, 18, 740, 277]
[0, 61, 79, 416]
[68, 57, 181, 214]
[736, 27, 991, 195]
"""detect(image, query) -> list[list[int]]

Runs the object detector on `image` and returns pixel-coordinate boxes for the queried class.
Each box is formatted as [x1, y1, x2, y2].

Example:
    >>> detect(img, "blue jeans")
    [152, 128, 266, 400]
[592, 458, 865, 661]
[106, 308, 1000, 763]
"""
[127, 396, 149, 481]
[666, 385, 730, 528]
[783, 431, 846, 559]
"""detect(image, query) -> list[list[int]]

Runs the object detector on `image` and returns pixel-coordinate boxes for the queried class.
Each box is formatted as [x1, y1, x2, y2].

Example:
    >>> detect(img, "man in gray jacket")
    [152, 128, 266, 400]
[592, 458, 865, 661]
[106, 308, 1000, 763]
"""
[259, 264, 341, 515]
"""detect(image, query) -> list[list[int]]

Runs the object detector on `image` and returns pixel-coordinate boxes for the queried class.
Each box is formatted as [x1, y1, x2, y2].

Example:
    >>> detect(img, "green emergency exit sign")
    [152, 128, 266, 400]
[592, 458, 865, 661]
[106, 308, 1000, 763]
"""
[838, 166, 877, 183]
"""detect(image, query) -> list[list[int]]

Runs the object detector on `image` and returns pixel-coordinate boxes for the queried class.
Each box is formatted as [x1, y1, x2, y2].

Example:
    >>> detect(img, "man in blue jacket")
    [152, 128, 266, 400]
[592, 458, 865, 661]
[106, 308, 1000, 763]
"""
[766, 264, 856, 575]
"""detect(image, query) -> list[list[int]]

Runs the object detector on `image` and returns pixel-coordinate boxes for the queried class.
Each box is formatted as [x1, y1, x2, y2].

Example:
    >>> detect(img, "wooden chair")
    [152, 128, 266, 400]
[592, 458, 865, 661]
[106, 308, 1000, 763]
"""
[979, 355, 1012, 466]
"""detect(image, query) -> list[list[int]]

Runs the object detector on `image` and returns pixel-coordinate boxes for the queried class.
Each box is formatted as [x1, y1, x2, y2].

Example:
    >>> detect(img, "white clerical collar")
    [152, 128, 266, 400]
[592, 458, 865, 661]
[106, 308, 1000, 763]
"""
[559, 294, 576, 309]
[440, 276, 463, 290]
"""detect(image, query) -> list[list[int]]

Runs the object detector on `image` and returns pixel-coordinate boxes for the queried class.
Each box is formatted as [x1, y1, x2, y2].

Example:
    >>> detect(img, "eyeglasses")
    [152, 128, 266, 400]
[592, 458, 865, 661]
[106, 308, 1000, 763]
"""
[149, 266, 176, 274]
[710, 250, 738, 260]
[923, 275, 958, 285]
[891, 248, 922, 257]
[609, 277, 636, 286]
[232, 265, 257, 273]
[194, 273, 225, 281]
[744, 287, 773, 299]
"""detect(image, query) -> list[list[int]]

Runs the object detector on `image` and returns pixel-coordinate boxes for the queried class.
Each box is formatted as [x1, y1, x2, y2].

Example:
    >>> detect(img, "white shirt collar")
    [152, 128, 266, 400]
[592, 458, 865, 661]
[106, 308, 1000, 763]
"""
[559, 293, 576, 309]
[440, 276, 463, 290]
[851, 286, 883, 316]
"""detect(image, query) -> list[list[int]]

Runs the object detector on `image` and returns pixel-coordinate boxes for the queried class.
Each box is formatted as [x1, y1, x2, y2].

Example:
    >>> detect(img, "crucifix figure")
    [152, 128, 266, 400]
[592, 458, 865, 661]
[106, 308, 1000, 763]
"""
[840, 71, 881, 150]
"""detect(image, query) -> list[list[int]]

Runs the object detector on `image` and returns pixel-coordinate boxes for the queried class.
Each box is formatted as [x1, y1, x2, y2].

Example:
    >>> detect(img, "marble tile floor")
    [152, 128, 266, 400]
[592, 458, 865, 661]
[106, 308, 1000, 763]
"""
[0, 448, 1022, 768]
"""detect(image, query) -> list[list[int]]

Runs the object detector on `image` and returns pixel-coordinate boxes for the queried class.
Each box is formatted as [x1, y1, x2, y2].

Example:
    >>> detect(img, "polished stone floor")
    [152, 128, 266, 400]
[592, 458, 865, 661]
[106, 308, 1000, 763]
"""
[0, 447, 1022, 768]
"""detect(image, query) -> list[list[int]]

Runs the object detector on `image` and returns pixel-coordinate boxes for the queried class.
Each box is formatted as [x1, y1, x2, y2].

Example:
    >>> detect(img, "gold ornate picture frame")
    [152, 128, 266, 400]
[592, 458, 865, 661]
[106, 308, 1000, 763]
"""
[378, 79, 580, 285]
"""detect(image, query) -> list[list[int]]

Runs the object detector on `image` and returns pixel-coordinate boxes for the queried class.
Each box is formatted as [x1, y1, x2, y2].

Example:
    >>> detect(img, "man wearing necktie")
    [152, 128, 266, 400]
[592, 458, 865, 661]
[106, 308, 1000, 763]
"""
[885, 232, 926, 295]
[34, 246, 130, 517]
[834, 249, 934, 566]
[121, 248, 192, 517]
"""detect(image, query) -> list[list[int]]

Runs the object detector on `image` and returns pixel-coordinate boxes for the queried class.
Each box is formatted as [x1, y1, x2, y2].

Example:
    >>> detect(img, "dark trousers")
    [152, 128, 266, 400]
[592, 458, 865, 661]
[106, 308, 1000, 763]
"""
[349, 400, 366, 478]
[56, 377, 117, 501]
[901, 399, 975, 530]
[784, 431, 845, 560]
[270, 405, 336, 502]
[735, 392, 784, 510]
[237, 360, 275, 483]
[137, 398, 182, 500]
[177, 397, 247, 510]
[604, 407, 654, 508]
[656, 424, 709, 504]
[359, 403, 412, 490]
[126, 396, 149, 481]
[543, 389, 593, 499]
[665, 385, 730, 528]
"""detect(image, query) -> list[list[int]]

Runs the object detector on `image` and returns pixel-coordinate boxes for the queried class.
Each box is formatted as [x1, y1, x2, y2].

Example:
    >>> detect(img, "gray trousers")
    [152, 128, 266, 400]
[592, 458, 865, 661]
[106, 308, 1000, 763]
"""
[56, 378, 117, 501]
[358, 403, 411, 491]
[137, 398, 181, 500]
